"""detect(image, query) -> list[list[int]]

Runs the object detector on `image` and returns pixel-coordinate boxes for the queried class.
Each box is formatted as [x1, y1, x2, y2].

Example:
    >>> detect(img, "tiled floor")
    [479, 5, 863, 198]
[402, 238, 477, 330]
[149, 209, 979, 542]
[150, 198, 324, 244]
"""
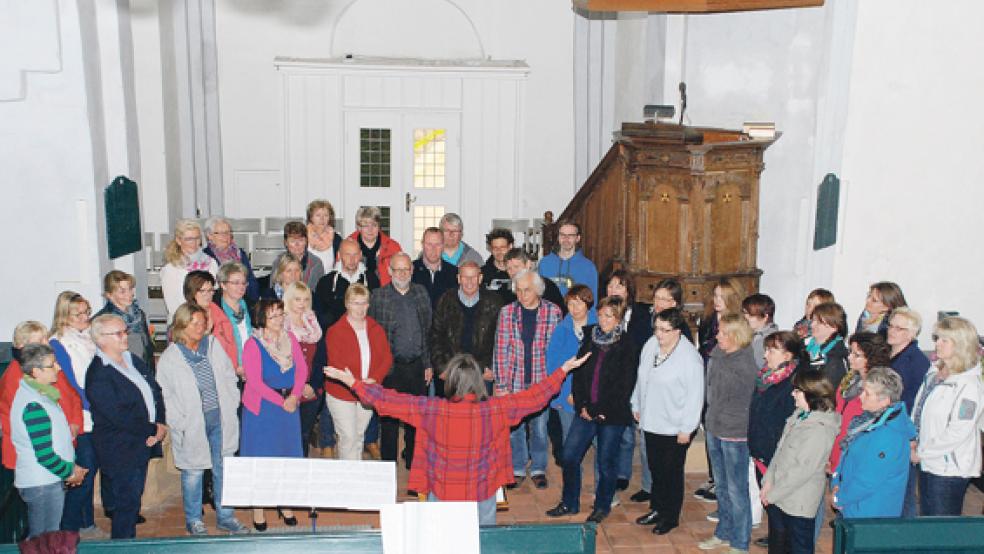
[90, 445, 984, 553]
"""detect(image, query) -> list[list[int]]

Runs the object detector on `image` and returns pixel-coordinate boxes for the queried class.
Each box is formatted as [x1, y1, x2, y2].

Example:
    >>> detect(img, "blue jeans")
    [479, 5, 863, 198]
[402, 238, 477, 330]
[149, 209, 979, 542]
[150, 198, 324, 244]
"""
[919, 471, 970, 516]
[561, 417, 625, 513]
[317, 398, 337, 448]
[20, 482, 65, 539]
[554, 408, 574, 447]
[180, 410, 237, 529]
[365, 411, 379, 444]
[510, 407, 550, 476]
[428, 492, 498, 526]
[104, 464, 148, 539]
[901, 463, 919, 518]
[706, 434, 751, 550]
[61, 433, 97, 530]
[638, 427, 651, 491]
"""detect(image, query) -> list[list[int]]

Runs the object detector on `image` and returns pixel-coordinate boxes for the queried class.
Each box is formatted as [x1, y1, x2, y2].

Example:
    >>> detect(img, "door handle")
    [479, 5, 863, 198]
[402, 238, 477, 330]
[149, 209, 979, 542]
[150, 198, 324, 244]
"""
[405, 192, 417, 212]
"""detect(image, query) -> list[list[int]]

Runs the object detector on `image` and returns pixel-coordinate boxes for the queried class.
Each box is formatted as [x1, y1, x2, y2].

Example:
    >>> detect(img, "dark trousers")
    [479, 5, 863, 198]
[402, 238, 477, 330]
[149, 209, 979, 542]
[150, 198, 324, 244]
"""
[644, 431, 692, 524]
[381, 358, 426, 466]
[767, 505, 815, 554]
[104, 464, 148, 539]
[919, 470, 970, 516]
[299, 394, 324, 456]
[61, 433, 98, 531]
[560, 418, 625, 513]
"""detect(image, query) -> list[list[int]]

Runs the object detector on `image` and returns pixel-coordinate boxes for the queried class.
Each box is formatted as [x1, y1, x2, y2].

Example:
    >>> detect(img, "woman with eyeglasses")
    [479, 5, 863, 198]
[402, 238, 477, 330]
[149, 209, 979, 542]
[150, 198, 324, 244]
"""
[203, 216, 260, 301]
[855, 282, 907, 336]
[49, 292, 103, 535]
[211, 262, 253, 376]
[347, 206, 402, 287]
[806, 302, 849, 389]
[182, 271, 217, 334]
[161, 219, 219, 320]
[93, 270, 156, 373]
[911, 316, 984, 516]
[239, 298, 308, 530]
[631, 308, 703, 535]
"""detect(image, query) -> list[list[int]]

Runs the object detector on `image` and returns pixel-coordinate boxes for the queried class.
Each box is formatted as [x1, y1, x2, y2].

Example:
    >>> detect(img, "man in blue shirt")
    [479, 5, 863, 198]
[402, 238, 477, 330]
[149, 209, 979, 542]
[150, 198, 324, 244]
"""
[538, 220, 598, 300]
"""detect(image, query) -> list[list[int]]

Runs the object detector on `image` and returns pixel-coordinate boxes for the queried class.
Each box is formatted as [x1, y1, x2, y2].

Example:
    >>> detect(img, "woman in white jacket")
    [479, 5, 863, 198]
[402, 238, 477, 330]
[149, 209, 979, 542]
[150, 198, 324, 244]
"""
[160, 219, 219, 321]
[157, 303, 245, 535]
[630, 308, 704, 535]
[911, 316, 984, 516]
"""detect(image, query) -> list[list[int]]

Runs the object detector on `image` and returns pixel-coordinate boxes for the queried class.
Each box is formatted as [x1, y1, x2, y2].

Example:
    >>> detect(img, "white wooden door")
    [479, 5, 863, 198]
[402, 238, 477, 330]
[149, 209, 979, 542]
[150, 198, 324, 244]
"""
[343, 111, 461, 254]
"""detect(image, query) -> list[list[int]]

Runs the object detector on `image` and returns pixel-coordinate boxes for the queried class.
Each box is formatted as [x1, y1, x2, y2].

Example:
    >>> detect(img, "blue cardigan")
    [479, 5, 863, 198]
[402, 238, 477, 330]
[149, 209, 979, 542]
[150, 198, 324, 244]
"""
[85, 351, 165, 472]
[832, 402, 916, 518]
[545, 310, 597, 413]
[890, 341, 930, 412]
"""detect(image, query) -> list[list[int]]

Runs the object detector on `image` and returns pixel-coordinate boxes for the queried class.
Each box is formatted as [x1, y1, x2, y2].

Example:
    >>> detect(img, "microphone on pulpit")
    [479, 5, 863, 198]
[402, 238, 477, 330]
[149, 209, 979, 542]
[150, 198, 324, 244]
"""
[678, 82, 687, 125]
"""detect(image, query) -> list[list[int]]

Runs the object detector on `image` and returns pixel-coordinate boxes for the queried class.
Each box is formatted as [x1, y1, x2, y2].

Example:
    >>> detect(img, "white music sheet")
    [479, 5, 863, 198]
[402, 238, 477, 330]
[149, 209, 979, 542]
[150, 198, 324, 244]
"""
[380, 501, 480, 554]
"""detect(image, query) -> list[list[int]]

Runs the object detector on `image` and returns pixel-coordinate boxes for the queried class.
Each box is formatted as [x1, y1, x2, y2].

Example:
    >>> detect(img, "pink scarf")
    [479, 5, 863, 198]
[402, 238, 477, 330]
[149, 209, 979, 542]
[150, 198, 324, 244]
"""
[284, 310, 322, 344]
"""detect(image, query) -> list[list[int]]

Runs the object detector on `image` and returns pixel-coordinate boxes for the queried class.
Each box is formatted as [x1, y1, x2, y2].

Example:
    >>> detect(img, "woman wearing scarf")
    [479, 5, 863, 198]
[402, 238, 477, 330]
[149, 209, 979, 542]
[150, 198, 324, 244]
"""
[761, 370, 840, 554]
[854, 281, 907, 336]
[747, 330, 803, 548]
[283, 281, 327, 457]
[832, 367, 914, 518]
[161, 219, 219, 321]
[306, 199, 343, 271]
[631, 308, 703, 535]
[263, 254, 303, 300]
[203, 216, 260, 301]
[210, 262, 253, 376]
[10, 344, 88, 538]
[49, 292, 103, 535]
[157, 304, 246, 535]
[805, 302, 849, 389]
[546, 297, 639, 524]
[93, 270, 155, 372]
[239, 298, 308, 531]
[792, 289, 834, 340]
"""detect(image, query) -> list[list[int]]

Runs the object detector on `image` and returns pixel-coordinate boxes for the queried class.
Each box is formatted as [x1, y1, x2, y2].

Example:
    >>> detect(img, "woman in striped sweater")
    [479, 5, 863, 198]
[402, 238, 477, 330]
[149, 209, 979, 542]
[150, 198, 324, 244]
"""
[11, 344, 88, 538]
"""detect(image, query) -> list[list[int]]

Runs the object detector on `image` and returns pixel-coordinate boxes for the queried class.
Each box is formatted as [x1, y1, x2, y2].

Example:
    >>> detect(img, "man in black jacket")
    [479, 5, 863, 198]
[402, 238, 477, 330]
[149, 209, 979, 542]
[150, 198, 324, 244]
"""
[429, 260, 504, 397]
[313, 238, 380, 330]
[412, 227, 458, 308]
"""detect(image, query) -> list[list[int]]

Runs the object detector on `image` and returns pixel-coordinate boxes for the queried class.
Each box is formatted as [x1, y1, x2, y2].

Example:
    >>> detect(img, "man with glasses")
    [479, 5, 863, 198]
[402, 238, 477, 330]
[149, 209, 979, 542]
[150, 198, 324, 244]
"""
[368, 253, 433, 470]
[538, 220, 598, 300]
[439, 213, 483, 267]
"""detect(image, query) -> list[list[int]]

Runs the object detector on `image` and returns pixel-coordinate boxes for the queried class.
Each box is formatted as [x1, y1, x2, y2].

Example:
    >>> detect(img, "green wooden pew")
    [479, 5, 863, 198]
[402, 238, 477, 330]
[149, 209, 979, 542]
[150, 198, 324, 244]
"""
[834, 516, 984, 554]
[0, 523, 596, 552]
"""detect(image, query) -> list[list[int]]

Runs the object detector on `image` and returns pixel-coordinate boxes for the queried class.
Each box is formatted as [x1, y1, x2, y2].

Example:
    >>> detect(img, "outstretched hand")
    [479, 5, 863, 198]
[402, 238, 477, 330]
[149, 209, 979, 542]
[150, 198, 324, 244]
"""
[560, 352, 593, 374]
[324, 365, 356, 388]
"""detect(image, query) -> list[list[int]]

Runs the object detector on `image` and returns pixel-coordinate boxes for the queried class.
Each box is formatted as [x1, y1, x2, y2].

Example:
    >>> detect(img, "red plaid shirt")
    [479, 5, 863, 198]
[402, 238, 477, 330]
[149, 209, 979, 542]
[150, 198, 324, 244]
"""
[493, 300, 562, 395]
[353, 369, 565, 501]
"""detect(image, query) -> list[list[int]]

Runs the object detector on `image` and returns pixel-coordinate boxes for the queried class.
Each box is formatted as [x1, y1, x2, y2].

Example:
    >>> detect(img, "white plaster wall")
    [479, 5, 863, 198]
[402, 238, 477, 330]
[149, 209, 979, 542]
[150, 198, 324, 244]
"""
[210, 0, 574, 247]
[832, 0, 984, 346]
[130, 0, 168, 234]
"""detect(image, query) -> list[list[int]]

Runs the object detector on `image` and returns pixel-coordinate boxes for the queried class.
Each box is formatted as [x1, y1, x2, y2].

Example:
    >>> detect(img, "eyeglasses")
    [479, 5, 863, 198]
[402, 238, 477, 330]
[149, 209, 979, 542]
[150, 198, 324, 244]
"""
[178, 235, 200, 243]
[358, 222, 379, 229]
[267, 311, 286, 319]
[70, 309, 92, 318]
[887, 324, 912, 333]
[558, 232, 579, 238]
[101, 330, 128, 338]
[224, 279, 247, 287]
[198, 287, 216, 295]
[391, 267, 412, 273]
[211, 230, 232, 236]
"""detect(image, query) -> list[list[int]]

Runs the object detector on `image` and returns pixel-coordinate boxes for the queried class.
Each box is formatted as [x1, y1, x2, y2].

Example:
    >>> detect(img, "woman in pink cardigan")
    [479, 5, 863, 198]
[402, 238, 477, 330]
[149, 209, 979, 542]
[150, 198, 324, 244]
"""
[239, 298, 308, 531]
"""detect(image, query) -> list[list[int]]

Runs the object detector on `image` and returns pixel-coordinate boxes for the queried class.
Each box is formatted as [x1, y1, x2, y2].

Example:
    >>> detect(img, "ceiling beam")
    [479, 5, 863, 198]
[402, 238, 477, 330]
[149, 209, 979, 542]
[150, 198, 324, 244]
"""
[573, 0, 823, 13]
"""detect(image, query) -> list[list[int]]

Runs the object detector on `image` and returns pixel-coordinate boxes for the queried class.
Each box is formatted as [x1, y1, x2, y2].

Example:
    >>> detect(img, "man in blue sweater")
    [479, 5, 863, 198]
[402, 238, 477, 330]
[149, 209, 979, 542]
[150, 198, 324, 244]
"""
[538, 220, 598, 300]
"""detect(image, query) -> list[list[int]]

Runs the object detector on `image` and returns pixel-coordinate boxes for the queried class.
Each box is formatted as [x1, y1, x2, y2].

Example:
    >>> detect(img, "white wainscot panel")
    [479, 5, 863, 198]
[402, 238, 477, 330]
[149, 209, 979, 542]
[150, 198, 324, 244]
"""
[233, 169, 285, 217]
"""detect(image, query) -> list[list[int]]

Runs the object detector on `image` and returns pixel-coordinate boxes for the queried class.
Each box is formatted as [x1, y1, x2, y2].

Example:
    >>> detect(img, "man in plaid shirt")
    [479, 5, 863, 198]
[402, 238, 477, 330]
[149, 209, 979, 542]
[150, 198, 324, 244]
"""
[493, 270, 562, 489]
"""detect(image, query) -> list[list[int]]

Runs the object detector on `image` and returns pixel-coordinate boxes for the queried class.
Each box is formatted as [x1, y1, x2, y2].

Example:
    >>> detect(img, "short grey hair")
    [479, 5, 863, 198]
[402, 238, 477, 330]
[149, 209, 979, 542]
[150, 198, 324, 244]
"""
[19, 343, 55, 374]
[203, 216, 230, 235]
[864, 366, 903, 403]
[89, 314, 125, 345]
[439, 213, 463, 230]
[389, 251, 412, 268]
[511, 269, 545, 296]
[217, 260, 247, 283]
[889, 307, 922, 335]
[355, 206, 382, 224]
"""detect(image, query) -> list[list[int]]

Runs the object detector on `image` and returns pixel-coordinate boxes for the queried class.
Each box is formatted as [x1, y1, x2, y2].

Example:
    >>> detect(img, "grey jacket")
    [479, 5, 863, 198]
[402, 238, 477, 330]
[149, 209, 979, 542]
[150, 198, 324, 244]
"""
[704, 345, 758, 439]
[751, 321, 779, 369]
[455, 241, 485, 267]
[368, 283, 433, 368]
[763, 409, 841, 517]
[157, 337, 241, 470]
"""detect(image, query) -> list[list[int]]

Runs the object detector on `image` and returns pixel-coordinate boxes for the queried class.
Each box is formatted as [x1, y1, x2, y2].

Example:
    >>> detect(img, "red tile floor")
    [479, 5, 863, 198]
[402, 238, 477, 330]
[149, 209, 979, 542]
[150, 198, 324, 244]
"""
[89, 443, 984, 553]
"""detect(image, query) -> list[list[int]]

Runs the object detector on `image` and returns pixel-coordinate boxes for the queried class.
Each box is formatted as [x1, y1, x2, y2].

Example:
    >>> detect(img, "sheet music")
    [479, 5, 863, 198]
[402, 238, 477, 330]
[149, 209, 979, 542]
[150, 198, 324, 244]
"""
[380, 501, 479, 554]
[222, 457, 396, 510]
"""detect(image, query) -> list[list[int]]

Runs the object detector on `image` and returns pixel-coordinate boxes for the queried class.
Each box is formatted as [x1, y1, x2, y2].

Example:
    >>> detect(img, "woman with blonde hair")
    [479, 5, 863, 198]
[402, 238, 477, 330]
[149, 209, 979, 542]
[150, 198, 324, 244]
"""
[698, 313, 758, 553]
[306, 199, 343, 272]
[911, 316, 984, 515]
[283, 281, 326, 456]
[161, 219, 219, 319]
[264, 254, 303, 300]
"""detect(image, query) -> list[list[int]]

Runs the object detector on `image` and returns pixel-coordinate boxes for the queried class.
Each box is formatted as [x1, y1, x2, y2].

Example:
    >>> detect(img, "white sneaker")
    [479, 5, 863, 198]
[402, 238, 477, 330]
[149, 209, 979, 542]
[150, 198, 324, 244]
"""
[698, 536, 729, 550]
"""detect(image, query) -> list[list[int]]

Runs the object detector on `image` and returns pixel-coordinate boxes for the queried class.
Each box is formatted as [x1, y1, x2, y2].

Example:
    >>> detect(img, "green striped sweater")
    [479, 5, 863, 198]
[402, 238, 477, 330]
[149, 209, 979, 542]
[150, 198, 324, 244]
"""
[22, 402, 74, 479]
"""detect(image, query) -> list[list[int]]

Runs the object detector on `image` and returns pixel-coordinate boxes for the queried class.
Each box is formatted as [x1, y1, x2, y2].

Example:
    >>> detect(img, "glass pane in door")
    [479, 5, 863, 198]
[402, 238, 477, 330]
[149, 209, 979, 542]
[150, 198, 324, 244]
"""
[359, 205, 391, 236]
[360, 128, 391, 188]
[413, 129, 446, 189]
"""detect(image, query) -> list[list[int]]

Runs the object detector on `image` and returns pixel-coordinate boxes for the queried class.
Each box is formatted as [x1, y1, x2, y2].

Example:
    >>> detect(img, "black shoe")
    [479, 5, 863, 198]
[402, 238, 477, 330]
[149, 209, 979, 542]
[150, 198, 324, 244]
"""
[653, 520, 678, 535]
[506, 476, 525, 489]
[253, 520, 267, 532]
[586, 509, 609, 524]
[615, 478, 630, 491]
[545, 503, 578, 517]
[407, 489, 418, 497]
[635, 509, 661, 525]
[277, 508, 297, 526]
[136, 514, 146, 525]
[531, 475, 548, 489]
[754, 536, 769, 548]
[629, 489, 651, 502]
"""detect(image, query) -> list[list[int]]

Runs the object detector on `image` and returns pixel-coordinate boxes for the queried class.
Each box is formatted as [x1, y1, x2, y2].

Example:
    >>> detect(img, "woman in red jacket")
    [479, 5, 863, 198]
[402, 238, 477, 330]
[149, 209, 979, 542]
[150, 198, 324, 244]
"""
[323, 283, 392, 460]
